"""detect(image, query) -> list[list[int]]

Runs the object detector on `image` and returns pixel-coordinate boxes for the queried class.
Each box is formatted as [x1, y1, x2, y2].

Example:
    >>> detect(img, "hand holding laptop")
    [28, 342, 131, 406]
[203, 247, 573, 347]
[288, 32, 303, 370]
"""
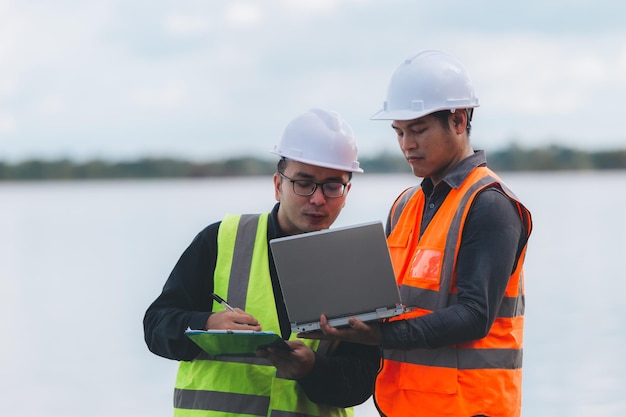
[298, 314, 383, 346]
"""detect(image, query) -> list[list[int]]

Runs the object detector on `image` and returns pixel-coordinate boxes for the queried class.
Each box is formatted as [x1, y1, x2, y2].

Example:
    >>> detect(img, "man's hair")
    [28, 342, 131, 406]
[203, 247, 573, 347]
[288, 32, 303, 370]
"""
[277, 157, 288, 174]
[430, 109, 473, 136]
[277, 157, 353, 181]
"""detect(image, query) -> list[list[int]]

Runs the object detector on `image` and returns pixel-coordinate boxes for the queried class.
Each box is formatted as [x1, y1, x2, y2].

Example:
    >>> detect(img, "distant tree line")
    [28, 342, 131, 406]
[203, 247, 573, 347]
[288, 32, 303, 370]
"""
[0, 157, 275, 181]
[1, 144, 626, 181]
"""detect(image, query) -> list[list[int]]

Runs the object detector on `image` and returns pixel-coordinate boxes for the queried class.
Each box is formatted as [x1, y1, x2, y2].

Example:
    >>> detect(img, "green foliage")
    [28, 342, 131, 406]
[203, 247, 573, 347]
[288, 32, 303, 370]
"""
[0, 157, 276, 181]
[487, 145, 626, 171]
[359, 151, 411, 173]
[1, 145, 626, 181]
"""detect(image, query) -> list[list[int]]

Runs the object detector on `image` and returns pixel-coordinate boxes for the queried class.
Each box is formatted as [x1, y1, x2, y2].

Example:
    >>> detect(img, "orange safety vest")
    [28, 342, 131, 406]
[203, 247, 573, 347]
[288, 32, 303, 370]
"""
[375, 166, 532, 417]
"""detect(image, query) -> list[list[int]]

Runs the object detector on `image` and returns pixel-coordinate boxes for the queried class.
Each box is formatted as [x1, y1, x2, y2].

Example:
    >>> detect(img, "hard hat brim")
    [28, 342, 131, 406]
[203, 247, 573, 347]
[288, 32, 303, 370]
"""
[370, 108, 434, 121]
[270, 150, 364, 173]
[370, 104, 479, 121]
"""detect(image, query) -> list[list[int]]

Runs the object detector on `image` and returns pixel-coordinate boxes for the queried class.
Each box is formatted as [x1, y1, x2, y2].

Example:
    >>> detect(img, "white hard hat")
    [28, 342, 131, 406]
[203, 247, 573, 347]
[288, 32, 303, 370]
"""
[271, 108, 363, 173]
[371, 50, 479, 121]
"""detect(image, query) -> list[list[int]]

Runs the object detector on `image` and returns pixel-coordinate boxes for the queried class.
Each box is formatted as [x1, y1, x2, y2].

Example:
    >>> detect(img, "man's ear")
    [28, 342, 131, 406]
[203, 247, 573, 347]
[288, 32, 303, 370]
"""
[451, 110, 467, 134]
[273, 172, 282, 201]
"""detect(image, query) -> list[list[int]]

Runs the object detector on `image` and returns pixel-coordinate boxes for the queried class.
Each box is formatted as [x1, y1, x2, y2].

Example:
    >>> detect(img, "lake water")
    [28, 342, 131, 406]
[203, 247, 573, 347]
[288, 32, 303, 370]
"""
[1, 171, 625, 417]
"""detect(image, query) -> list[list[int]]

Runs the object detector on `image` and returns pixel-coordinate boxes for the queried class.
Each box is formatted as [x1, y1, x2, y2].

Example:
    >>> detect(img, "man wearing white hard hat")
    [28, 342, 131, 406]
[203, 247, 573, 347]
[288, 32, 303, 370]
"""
[309, 51, 534, 417]
[144, 108, 377, 417]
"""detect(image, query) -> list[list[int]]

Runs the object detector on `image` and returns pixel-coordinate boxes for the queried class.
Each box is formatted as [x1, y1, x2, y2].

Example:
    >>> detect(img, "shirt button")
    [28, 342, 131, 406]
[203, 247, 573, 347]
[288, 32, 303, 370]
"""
[429, 203, 435, 209]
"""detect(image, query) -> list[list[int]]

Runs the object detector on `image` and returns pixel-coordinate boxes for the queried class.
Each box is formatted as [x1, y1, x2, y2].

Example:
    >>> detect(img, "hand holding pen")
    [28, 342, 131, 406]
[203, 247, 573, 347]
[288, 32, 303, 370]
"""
[204, 293, 262, 331]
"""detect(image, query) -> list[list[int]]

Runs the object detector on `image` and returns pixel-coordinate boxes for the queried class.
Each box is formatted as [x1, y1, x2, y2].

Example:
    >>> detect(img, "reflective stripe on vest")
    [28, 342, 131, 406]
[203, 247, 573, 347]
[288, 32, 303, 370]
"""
[174, 213, 352, 417]
[376, 166, 532, 417]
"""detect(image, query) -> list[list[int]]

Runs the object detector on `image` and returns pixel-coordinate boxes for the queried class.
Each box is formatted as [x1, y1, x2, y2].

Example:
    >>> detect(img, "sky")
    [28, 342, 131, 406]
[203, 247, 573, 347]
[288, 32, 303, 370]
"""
[1, 0, 625, 163]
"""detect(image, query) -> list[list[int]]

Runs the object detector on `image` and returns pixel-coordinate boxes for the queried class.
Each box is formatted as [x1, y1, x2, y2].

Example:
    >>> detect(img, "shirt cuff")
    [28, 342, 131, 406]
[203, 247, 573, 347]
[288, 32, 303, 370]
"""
[189, 312, 212, 331]
[380, 320, 410, 349]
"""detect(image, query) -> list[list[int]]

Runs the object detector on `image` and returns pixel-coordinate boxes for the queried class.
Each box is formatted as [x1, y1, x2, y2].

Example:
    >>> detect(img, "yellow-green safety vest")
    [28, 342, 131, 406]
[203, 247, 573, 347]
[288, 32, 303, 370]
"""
[173, 213, 353, 417]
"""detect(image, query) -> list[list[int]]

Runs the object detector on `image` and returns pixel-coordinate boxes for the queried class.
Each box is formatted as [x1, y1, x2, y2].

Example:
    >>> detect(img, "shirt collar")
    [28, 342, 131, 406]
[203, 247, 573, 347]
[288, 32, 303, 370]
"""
[268, 203, 284, 240]
[421, 150, 487, 194]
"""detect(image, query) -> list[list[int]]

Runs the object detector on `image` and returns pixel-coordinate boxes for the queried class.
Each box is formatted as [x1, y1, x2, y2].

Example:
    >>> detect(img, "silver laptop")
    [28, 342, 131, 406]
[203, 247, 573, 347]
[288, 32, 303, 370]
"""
[269, 221, 405, 333]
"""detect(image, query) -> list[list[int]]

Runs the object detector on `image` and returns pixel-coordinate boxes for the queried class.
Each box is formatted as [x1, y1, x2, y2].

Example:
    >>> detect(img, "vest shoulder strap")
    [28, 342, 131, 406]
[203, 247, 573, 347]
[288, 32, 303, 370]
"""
[386, 185, 420, 235]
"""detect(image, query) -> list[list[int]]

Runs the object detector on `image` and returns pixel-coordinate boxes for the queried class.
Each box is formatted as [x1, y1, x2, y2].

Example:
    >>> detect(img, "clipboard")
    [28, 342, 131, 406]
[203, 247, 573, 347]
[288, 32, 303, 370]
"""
[185, 328, 292, 357]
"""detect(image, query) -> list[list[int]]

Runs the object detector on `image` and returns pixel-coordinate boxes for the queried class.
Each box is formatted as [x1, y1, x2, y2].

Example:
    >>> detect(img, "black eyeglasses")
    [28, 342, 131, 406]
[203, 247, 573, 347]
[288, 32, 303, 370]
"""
[279, 172, 348, 198]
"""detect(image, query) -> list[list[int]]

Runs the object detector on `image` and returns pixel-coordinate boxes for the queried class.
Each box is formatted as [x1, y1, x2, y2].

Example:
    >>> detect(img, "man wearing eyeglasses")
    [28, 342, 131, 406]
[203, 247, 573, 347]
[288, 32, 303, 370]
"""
[143, 108, 379, 417]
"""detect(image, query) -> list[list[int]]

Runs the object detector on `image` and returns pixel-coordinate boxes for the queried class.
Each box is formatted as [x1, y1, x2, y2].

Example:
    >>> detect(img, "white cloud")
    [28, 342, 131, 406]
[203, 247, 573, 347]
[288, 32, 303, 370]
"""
[129, 80, 188, 110]
[224, 3, 263, 26]
[165, 14, 212, 37]
[281, 0, 339, 14]
[0, 3, 19, 61]
[568, 55, 607, 85]
[2, 0, 626, 161]
[0, 114, 17, 134]
[466, 34, 625, 117]
[36, 94, 66, 116]
[611, 44, 626, 87]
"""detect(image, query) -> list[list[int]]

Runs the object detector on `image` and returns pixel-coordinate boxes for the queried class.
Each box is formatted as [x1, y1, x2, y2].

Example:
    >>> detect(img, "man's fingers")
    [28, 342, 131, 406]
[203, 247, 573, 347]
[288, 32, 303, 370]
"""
[348, 317, 367, 329]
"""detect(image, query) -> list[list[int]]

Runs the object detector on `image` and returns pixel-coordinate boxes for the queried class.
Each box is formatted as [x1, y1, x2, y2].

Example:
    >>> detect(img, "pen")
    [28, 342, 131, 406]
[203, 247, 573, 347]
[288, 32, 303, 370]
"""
[211, 293, 237, 313]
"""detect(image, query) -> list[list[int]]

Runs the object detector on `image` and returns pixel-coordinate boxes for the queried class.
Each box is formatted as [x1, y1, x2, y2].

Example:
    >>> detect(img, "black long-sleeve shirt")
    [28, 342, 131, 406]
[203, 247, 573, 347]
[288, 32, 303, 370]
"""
[380, 151, 530, 349]
[143, 204, 380, 407]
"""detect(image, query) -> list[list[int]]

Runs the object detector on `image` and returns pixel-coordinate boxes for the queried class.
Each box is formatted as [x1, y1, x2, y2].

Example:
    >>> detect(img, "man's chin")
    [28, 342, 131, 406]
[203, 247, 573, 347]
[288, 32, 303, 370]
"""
[302, 218, 330, 232]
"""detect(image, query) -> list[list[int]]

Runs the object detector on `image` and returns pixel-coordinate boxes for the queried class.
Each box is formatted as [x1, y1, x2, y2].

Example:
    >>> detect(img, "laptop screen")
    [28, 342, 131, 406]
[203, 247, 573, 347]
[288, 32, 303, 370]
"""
[269, 221, 404, 333]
